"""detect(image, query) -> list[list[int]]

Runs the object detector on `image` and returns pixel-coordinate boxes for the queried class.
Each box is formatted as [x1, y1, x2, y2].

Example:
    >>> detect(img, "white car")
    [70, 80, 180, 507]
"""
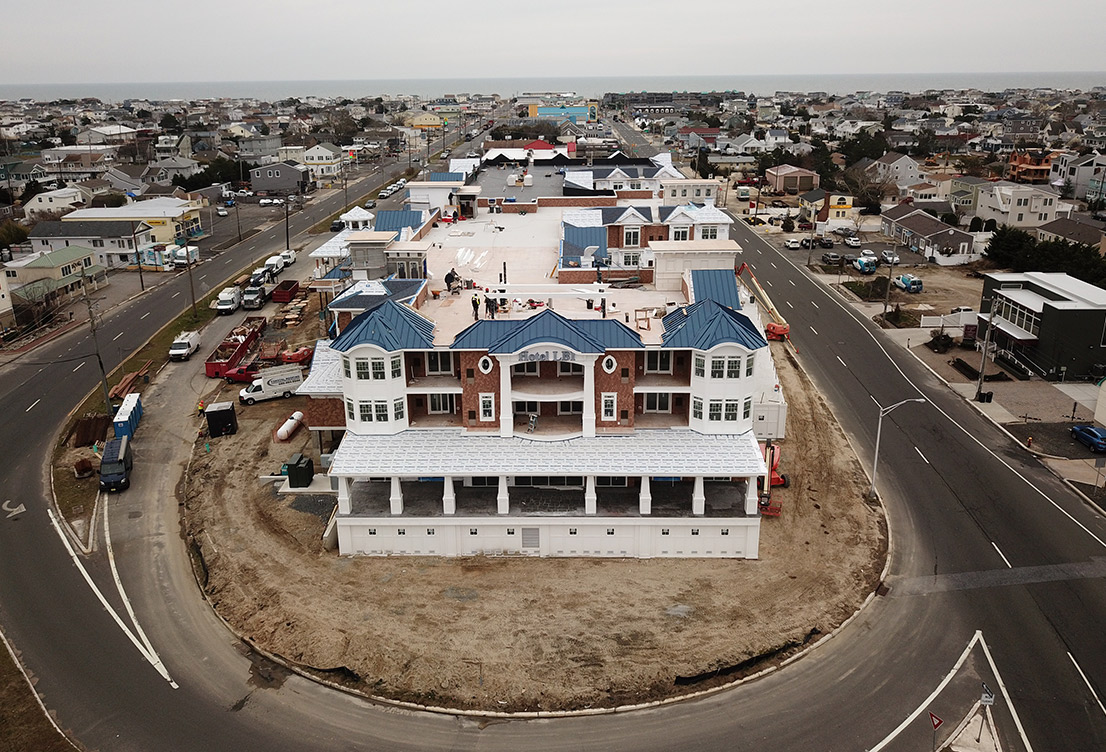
[271, 197, 284, 205]
[844, 236, 861, 247]
[784, 239, 801, 249]
[881, 249, 901, 265]
[860, 249, 878, 260]
[259, 198, 273, 205]
[216, 207, 228, 217]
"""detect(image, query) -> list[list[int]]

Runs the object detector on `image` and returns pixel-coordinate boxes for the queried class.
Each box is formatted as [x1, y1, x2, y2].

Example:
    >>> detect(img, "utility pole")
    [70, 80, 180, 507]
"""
[130, 220, 145, 291]
[882, 246, 894, 323]
[284, 197, 290, 250]
[975, 299, 994, 402]
[181, 240, 197, 318]
[80, 267, 114, 413]
[234, 201, 242, 243]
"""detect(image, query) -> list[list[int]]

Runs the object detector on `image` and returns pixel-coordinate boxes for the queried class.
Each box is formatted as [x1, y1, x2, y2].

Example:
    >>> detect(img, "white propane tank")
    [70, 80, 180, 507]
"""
[277, 411, 304, 441]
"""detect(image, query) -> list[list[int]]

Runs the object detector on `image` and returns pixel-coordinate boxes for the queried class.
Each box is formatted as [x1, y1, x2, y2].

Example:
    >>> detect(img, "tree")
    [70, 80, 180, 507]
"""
[781, 217, 795, 233]
[0, 220, 28, 251]
[955, 154, 988, 177]
[839, 165, 893, 208]
[136, 109, 151, 120]
[20, 179, 46, 202]
[159, 112, 181, 133]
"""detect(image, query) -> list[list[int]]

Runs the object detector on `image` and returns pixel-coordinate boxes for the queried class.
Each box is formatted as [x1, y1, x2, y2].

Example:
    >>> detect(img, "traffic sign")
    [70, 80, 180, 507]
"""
[981, 681, 995, 705]
[929, 712, 943, 730]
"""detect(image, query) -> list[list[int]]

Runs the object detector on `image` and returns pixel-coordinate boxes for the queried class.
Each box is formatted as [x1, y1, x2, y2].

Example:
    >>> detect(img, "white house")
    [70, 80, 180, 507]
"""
[304, 143, 344, 183]
[23, 187, 85, 220]
[975, 182, 1065, 230]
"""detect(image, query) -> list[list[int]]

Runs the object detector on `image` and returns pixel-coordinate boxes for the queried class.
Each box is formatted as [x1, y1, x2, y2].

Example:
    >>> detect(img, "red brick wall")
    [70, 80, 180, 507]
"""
[616, 190, 654, 200]
[537, 196, 618, 208]
[304, 397, 346, 429]
[672, 350, 691, 381]
[594, 351, 636, 429]
[556, 268, 653, 284]
[607, 225, 621, 248]
[643, 225, 668, 244]
[458, 351, 499, 430]
[336, 311, 353, 333]
[498, 201, 538, 214]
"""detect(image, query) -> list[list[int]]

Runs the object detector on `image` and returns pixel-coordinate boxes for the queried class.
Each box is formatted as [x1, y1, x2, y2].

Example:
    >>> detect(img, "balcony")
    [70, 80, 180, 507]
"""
[510, 375, 585, 401]
[512, 412, 583, 439]
[406, 374, 462, 394]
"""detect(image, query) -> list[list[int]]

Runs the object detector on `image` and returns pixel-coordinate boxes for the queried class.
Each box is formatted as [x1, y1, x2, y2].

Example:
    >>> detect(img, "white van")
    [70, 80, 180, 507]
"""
[238, 364, 303, 405]
[264, 255, 285, 277]
[168, 331, 201, 361]
[279, 249, 297, 266]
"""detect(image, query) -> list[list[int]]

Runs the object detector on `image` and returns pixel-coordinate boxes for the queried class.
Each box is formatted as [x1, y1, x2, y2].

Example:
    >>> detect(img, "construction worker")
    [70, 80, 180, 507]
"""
[197, 399, 205, 417]
[471, 293, 481, 321]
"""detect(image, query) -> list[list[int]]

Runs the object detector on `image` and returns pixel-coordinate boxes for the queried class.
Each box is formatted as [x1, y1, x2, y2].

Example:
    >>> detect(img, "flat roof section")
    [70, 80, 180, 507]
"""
[329, 428, 767, 478]
[472, 164, 566, 200]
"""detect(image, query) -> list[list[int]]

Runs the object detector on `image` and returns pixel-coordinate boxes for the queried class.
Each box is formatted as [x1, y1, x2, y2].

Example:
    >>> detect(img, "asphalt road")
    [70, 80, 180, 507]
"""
[1, 125, 1105, 750]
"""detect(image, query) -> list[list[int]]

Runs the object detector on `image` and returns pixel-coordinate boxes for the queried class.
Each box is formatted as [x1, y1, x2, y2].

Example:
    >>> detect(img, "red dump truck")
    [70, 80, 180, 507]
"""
[271, 279, 300, 303]
[204, 316, 267, 378]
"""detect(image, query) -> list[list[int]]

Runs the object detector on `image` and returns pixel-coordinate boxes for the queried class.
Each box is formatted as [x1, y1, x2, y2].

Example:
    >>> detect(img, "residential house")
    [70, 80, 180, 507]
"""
[1035, 216, 1105, 247]
[764, 164, 819, 194]
[881, 205, 975, 264]
[304, 143, 344, 184]
[238, 134, 282, 163]
[27, 220, 154, 269]
[4, 245, 108, 323]
[249, 161, 312, 195]
[1048, 151, 1106, 199]
[23, 187, 85, 220]
[0, 263, 14, 329]
[410, 113, 443, 130]
[103, 164, 148, 194]
[866, 151, 922, 193]
[948, 175, 993, 214]
[146, 157, 201, 184]
[978, 272, 1106, 379]
[76, 124, 137, 145]
[1005, 149, 1054, 184]
[659, 179, 721, 206]
[975, 182, 1064, 230]
[562, 163, 685, 197]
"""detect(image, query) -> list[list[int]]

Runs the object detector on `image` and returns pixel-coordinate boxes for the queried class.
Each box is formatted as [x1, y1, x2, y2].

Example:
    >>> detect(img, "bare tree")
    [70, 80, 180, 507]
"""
[839, 165, 894, 208]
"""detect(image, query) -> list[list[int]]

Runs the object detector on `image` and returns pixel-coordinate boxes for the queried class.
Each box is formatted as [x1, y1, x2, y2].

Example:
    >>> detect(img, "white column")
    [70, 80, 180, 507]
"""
[442, 475, 456, 515]
[337, 476, 351, 515]
[582, 356, 596, 438]
[497, 475, 510, 515]
[389, 476, 404, 515]
[691, 476, 705, 516]
[745, 476, 760, 515]
[585, 476, 597, 515]
[499, 357, 513, 437]
[638, 475, 651, 515]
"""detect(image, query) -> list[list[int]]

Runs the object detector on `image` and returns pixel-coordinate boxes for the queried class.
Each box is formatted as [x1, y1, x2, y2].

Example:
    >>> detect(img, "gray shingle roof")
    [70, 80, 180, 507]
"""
[28, 220, 139, 238]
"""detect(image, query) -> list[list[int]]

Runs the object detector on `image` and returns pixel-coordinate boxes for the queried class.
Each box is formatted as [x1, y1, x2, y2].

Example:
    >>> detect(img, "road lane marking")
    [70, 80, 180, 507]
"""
[1068, 652, 1106, 720]
[198, 274, 207, 281]
[811, 301, 819, 309]
[46, 509, 177, 687]
[764, 279, 772, 287]
[112, 332, 123, 341]
[836, 356, 846, 367]
[785, 301, 793, 308]
[915, 446, 929, 464]
[72, 362, 84, 373]
[140, 312, 150, 319]
[25, 399, 39, 412]
[991, 541, 1012, 568]
[788, 279, 795, 286]
[810, 326, 818, 335]
[224, 259, 232, 265]
[770, 262, 777, 269]
[171, 292, 180, 298]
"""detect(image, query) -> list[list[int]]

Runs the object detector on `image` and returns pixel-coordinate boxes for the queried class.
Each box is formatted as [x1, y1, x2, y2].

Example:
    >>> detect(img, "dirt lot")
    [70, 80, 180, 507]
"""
[181, 343, 886, 713]
[828, 261, 987, 317]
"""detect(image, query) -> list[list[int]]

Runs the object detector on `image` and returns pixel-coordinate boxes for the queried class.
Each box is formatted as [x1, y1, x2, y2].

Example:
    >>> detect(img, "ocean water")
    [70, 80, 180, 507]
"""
[1, 72, 1104, 103]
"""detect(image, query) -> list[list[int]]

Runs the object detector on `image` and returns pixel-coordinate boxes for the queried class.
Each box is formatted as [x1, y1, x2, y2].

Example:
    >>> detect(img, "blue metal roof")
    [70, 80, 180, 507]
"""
[561, 224, 609, 268]
[373, 210, 424, 235]
[689, 269, 742, 310]
[450, 309, 627, 353]
[429, 172, 464, 182]
[660, 300, 768, 351]
[329, 278, 425, 311]
[331, 300, 435, 352]
[572, 319, 642, 349]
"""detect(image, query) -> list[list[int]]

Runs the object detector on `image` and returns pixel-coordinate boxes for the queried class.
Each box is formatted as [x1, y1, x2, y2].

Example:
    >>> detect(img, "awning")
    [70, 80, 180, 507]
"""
[979, 313, 1037, 343]
[329, 428, 767, 478]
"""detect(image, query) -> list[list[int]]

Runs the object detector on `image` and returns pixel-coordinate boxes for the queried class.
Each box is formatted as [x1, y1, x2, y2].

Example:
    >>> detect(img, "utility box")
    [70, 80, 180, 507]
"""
[205, 401, 238, 438]
[287, 453, 314, 488]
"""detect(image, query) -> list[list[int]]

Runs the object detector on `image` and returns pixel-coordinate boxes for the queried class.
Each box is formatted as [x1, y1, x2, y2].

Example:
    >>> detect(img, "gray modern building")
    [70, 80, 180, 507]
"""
[979, 271, 1106, 380]
[249, 161, 311, 195]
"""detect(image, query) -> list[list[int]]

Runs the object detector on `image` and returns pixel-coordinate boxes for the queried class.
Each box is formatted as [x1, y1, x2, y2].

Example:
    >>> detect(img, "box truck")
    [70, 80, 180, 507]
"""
[239, 364, 304, 405]
[215, 286, 242, 314]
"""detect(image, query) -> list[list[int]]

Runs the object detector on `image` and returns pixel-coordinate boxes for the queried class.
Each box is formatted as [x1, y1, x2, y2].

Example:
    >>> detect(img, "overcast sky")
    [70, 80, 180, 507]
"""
[4, 0, 1103, 85]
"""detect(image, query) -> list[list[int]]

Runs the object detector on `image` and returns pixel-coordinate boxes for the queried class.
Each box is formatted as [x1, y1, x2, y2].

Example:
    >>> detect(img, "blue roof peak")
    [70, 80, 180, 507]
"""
[661, 300, 768, 351]
[331, 299, 435, 353]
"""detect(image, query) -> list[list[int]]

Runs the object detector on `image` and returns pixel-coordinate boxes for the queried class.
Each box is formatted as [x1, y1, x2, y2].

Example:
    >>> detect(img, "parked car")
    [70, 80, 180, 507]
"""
[817, 237, 834, 249]
[853, 257, 878, 274]
[833, 227, 857, 237]
[860, 249, 878, 260]
[329, 219, 344, 232]
[770, 199, 787, 208]
[797, 221, 813, 231]
[843, 253, 858, 264]
[1071, 425, 1106, 452]
[821, 252, 842, 265]
[259, 198, 273, 205]
[881, 249, 901, 265]
[844, 236, 861, 247]
[364, 199, 377, 209]
[441, 150, 451, 159]
[784, 239, 801, 249]
[800, 238, 814, 249]
[858, 205, 881, 215]
[216, 207, 228, 217]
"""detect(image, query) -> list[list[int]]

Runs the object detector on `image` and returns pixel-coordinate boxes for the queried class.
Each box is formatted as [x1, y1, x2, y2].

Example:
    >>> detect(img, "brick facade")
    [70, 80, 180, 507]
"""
[594, 351, 637, 429]
[458, 351, 499, 430]
[615, 190, 654, 200]
[556, 268, 655, 284]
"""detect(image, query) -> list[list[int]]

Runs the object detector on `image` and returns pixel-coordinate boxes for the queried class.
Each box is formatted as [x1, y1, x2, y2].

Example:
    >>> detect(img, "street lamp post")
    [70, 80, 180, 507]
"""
[868, 397, 926, 500]
[975, 302, 995, 402]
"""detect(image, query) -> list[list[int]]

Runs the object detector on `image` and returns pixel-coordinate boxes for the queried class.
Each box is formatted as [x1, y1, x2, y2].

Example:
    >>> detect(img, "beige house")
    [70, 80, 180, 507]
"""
[410, 113, 443, 130]
[4, 245, 107, 323]
[62, 197, 203, 244]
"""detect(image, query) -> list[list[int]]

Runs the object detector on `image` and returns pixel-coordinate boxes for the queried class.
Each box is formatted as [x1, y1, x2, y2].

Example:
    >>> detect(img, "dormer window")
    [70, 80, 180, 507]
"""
[623, 227, 640, 247]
